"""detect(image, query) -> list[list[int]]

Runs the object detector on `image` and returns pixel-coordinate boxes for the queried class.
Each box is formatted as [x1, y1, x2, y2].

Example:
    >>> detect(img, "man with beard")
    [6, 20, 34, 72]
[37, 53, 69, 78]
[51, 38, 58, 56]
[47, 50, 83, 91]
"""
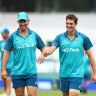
[1, 12, 46, 96]
[37, 14, 96, 96]
[0, 28, 13, 96]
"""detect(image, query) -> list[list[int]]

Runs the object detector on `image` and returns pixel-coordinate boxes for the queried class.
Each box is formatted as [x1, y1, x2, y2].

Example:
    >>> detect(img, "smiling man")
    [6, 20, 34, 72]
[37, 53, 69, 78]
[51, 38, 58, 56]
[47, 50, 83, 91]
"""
[1, 12, 46, 96]
[37, 14, 96, 96]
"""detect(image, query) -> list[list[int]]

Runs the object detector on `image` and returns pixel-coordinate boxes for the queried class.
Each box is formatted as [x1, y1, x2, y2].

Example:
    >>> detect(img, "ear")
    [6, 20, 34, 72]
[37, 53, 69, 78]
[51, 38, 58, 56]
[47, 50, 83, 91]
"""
[17, 21, 19, 24]
[28, 19, 30, 23]
[75, 23, 78, 27]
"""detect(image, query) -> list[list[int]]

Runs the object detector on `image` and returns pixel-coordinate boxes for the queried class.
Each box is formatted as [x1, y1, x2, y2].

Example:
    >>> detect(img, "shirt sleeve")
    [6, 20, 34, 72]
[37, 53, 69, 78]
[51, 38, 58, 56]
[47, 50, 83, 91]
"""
[4, 34, 13, 52]
[80, 33, 93, 51]
[36, 33, 45, 49]
[52, 34, 62, 48]
[83, 36, 93, 51]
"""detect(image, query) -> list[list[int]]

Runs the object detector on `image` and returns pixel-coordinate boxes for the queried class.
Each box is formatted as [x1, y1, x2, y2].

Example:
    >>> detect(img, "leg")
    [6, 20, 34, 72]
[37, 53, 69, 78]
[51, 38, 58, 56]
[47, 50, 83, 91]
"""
[60, 77, 69, 96]
[3, 79, 7, 93]
[69, 77, 83, 96]
[25, 74, 38, 96]
[3, 77, 12, 96]
[62, 91, 69, 96]
[86, 79, 91, 88]
[5, 77, 12, 95]
[14, 86, 25, 96]
[69, 89, 80, 96]
[11, 75, 26, 96]
[26, 86, 37, 96]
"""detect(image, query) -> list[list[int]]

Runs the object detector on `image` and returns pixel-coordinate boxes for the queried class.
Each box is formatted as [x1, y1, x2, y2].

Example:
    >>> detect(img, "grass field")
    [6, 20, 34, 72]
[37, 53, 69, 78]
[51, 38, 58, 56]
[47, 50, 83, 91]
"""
[37, 90, 96, 96]
[0, 89, 96, 96]
[0, 89, 4, 94]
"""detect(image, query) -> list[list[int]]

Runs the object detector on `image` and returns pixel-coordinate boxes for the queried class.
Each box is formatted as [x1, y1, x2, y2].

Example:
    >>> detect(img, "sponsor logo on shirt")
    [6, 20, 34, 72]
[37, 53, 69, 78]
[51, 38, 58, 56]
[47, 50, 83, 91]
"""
[17, 37, 19, 40]
[64, 39, 67, 43]
[17, 44, 34, 49]
[62, 48, 80, 52]
[1, 43, 4, 46]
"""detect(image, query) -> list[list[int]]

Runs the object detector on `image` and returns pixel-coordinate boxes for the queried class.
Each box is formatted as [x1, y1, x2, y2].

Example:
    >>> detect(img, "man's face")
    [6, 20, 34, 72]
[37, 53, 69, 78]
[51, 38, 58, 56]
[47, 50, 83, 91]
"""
[66, 19, 77, 33]
[1, 32, 9, 41]
[17, 19, 30, 31]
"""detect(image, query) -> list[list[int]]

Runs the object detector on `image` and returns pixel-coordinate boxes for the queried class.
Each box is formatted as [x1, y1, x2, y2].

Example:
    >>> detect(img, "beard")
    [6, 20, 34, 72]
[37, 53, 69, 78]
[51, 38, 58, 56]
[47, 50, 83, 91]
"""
[19, 23, 29, 32]
[20, 25, 27, 32]
[2, 36, 8, 40]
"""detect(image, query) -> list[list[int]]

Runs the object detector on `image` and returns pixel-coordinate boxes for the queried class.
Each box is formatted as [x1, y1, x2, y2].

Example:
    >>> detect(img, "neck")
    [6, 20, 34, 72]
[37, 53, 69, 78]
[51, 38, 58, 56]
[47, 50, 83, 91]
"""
[19, 28, 28, 38]
[68, 29, 76, 36]
[19, 28, 28, 34]
[4, 38, 8, 41]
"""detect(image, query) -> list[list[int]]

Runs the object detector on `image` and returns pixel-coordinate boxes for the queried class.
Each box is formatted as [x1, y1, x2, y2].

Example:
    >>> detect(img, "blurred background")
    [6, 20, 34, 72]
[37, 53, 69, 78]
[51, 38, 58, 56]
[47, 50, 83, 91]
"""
[0, 0, 96, 96]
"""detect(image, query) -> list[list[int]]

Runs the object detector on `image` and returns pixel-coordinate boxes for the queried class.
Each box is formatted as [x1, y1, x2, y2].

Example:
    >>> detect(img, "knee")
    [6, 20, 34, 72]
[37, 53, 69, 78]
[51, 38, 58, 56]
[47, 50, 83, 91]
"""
[16, 93, 24, 96]
[28, 93, 36, 96]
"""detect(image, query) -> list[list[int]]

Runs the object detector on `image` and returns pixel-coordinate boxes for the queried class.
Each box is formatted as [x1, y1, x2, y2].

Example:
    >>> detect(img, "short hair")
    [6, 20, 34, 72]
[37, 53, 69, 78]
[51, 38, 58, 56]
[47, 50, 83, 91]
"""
[66, 14, 78, 24]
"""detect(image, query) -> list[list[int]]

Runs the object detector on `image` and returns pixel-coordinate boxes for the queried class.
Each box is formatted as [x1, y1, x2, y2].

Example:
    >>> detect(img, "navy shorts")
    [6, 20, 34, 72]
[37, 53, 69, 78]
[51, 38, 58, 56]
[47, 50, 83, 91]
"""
[11, 74, 38, 88]
[60, 77, 83, 92]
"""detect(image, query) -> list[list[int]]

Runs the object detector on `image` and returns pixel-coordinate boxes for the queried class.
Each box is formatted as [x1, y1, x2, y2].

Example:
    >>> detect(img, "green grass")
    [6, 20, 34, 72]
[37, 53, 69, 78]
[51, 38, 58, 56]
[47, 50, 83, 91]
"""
[0, 88, 4, 94]
[37, 90, 62, 96]
[37, 90, 96, 96]
[0, 89, 96, 96]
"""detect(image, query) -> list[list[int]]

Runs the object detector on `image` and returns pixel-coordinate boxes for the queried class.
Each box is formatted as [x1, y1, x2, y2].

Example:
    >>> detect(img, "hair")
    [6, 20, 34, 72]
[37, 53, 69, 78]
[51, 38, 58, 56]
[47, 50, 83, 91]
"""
[66, 14, 78, 24]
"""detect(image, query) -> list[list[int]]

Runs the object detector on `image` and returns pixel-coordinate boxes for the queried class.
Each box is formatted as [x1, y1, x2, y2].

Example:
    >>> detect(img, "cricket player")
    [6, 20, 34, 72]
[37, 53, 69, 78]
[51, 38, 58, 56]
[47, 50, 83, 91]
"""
[1, 12, 46, 96]
[37, 14, 96, 96]
[0, 28, 13, 96]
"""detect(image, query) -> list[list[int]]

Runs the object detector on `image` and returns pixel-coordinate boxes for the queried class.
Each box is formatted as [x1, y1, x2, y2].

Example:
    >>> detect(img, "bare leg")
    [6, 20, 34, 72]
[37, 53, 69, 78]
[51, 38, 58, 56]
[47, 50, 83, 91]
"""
[14, 86, 25, 96]
[26, 86, 37, 96]
[69, 89, 80, 96]
[3, 77, 12, 95]
[62, 92, 69, 96]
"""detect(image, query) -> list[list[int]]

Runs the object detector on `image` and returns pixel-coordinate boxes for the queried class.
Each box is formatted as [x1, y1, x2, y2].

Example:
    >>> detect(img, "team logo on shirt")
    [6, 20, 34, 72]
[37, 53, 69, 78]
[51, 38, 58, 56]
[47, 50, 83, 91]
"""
[76, 38, 79, 42]
[30, 36, 32, 38]
[29, 35, 32, 40]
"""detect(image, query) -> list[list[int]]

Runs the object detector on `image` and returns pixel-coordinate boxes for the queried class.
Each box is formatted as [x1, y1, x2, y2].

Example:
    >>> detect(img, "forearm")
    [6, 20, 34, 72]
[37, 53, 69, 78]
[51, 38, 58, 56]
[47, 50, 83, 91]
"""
[47, 47, 54, 55]
[45, 46, 57, 56]
[88, 55, 96, 74]
[2, 50, 10, 71]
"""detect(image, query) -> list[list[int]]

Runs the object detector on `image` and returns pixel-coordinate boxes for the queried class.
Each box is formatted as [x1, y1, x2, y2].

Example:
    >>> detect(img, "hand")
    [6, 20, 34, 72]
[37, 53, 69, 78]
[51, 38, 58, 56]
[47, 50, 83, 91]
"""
[92, 73, 96, 84]
[43, 50, 49, 57]
[1, 70, 7, 80]
[37, 54, 45, 64]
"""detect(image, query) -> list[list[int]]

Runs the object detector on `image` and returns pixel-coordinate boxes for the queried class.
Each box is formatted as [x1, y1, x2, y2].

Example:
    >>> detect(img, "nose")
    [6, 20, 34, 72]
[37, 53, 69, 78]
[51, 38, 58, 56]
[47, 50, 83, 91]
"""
[67, 24, 71, 27]
[21, 22, 25, 25]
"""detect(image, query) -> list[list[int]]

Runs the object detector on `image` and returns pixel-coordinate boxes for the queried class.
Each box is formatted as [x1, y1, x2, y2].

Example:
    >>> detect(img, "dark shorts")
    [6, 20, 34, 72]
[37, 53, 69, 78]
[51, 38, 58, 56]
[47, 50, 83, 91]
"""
[60, 77, 83, 92]
[11, 74, 38, 88]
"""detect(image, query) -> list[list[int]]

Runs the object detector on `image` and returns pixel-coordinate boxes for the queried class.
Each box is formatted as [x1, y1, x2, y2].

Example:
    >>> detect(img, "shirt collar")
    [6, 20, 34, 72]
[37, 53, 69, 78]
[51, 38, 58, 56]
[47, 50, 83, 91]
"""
[64, 30, 79, 37]
[16, 28, 32, 35]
